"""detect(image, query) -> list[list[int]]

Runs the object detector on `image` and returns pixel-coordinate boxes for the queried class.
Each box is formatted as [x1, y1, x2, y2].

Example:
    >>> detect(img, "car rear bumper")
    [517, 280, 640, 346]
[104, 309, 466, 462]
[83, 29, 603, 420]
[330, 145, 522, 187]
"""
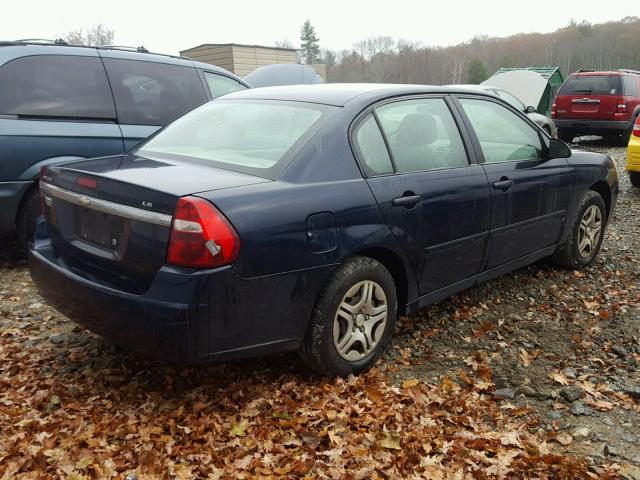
[627, 136, 640, 172]
[0, 180, 33, 235]
[29, 220, 335, 364]
[554, 119, 629, 134]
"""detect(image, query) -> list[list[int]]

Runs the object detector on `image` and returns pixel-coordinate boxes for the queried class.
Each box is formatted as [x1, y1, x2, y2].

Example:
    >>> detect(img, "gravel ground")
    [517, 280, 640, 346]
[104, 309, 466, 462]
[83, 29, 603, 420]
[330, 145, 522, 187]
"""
[1, 137, 638, 477]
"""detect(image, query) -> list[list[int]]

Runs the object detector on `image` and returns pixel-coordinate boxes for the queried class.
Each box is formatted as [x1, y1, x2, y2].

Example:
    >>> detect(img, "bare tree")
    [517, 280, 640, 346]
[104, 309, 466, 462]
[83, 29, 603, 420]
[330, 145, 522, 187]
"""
[275, 37, 295, 49]
[65, 24, 114, 46]
[353, 36, 395, 60]
[327, 17, 640, 85]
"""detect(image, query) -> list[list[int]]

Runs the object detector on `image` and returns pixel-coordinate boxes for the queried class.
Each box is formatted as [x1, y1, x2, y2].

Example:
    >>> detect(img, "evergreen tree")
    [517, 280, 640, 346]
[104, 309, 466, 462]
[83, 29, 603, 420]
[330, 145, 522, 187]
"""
[300, 20, 320, 64]
[467, 58, 489, 84]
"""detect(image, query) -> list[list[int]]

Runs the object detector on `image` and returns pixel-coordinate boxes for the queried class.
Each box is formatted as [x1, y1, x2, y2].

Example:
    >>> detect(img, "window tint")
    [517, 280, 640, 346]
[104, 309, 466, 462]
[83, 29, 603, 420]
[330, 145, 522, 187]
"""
[0, 55, 115, 118]
[138, 100, 329, 176]
[354, 114, 393, 175]
[559, 74, 622, 95]
[622, 76, 638, 96]
[375, 98, 468, 173]
[459, 98, 543, 163]
[203, 72, 246, 98]
[103, 59, 206, 126]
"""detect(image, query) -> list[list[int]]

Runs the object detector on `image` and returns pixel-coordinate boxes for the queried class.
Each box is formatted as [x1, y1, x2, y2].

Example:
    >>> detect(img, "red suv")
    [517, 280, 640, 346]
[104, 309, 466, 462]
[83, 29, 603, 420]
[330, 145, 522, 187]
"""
[552, 69, 640, 144]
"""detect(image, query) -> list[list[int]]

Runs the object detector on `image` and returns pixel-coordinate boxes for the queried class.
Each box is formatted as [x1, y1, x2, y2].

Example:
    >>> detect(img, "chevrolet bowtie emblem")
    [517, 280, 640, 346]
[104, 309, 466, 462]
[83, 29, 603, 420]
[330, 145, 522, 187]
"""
[78, 196, 91, 206]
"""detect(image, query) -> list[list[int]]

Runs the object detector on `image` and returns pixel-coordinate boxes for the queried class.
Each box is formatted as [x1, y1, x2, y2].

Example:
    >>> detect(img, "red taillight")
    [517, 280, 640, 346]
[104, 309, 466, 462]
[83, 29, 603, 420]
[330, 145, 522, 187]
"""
[616, 97, 627, 114]
[77, 176, 97, 189]
[167, 196, 240, 268]
[551, 102, 557, 118]
[633, 116, 640, 137]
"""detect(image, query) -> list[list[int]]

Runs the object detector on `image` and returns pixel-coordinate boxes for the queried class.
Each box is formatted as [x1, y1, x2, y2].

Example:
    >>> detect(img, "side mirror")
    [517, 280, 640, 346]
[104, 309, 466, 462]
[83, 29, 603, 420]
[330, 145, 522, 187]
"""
[525, 105, 537, 114]
[548, 137, 571, 159]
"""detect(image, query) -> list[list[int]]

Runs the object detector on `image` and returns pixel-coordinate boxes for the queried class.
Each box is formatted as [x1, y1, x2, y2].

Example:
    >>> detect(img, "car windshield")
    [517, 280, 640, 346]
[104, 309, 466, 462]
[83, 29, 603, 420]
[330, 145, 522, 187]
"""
[137, 100, 332, 177]
[559, 75, 622, 95]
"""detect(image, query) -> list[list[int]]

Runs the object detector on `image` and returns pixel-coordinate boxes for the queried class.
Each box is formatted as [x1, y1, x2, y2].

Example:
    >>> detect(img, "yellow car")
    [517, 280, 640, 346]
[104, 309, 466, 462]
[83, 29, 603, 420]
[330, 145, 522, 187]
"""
[628, 116, 640, 188]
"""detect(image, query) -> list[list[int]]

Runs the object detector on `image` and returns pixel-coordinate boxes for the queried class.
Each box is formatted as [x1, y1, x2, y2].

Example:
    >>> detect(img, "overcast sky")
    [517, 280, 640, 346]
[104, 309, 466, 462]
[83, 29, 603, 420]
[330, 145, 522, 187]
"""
[3, 1, 636, 55]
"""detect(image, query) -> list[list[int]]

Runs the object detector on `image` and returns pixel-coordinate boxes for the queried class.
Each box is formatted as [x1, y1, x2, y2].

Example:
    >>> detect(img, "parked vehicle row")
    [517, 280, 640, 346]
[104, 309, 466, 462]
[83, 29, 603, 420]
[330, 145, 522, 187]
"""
[0, 41, 248, 246]
[29, 84, 619, 376]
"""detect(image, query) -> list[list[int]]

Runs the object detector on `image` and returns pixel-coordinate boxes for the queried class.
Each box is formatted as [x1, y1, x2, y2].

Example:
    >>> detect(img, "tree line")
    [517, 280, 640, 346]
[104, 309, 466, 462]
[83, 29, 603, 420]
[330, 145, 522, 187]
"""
[304, 17, 640, 84]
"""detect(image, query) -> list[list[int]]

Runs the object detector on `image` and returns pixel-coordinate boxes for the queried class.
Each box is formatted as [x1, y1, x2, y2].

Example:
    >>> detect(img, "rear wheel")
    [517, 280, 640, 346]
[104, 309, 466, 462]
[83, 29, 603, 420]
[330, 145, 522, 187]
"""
[551, 190, 606, 269]
[630, 172, 640, 188]
[558, 129, 574, 143]
[299, 256, 397, 376]
[16, 186, 41, 250]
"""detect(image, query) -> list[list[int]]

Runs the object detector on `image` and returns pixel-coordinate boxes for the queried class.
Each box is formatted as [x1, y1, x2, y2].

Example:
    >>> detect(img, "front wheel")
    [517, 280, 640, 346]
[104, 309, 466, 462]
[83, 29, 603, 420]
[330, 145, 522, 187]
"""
[299, 256, 397, 376]
[16, 186, 42, 250]
[630, 172, 640, 188]
[551, 190, 606, 269]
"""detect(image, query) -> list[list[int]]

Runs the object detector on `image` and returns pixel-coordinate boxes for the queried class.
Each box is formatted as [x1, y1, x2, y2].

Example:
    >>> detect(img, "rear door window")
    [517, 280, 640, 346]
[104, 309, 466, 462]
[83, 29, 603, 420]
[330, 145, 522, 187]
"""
[203, 72, 246, 98]
[559, 75, 622, 95]
[0, 55, 115, 119]
[103, 59, 207, 126]
[374, 98, 469, 173]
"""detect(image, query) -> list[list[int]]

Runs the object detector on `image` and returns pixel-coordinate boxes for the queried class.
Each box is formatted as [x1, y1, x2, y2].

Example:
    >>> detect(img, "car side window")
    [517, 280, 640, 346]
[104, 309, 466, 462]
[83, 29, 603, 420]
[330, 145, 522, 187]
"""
[103, 59, 207, 126]
[353, 114, 394, 176]
[459, 98, 544, 164]
[0, 55, 115, 119]
[622, 76, 638, 96]
[375, 98, 468, 173]
[203, 72, 246, 98]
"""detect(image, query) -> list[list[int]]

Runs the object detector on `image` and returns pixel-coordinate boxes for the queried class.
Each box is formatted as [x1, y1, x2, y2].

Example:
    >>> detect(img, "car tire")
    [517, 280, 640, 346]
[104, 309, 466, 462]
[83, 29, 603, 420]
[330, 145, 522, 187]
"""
[551, 190, 607, 269]
[16, 186, 42, 250]
[621, 124, 633, 146]
[630, 172, 640, 188]
[558, 129, 574, 143]
[299, 256, 397, 377]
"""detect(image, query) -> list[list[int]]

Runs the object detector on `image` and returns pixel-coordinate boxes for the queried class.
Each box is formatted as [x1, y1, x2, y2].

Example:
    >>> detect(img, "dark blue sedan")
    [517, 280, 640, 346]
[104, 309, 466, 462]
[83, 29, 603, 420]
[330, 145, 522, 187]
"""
[29, 84, 619, 376]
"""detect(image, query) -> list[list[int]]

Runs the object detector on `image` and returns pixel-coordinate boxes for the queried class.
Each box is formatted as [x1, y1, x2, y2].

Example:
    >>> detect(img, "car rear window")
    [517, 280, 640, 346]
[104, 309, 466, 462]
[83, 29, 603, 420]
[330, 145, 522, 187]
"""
[136, 99, 334, 177]
[559, 75, 622, 95]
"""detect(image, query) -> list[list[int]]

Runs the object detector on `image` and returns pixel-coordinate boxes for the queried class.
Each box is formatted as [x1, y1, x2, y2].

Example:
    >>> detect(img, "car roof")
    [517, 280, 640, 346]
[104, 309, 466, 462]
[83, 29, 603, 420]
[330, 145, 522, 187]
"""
[0, 43, 238, 79]
[573, 70, 640, 77]
[220, 83, 489, 107]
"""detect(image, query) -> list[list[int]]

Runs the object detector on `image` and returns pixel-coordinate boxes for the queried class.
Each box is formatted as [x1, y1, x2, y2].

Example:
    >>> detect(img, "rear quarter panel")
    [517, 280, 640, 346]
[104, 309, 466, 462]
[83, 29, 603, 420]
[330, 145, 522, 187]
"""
[197, 112, 419, 299]
[565, 150, 619, 228]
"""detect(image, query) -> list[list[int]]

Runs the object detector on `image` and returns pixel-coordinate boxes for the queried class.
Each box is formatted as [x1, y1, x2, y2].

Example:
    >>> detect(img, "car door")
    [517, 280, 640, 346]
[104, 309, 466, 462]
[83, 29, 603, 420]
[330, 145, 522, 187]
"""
[0, 54, 125, 180]
[455, 96, 572, 269]
[101, 58, 208, 150]
[353, 96, 491, 296]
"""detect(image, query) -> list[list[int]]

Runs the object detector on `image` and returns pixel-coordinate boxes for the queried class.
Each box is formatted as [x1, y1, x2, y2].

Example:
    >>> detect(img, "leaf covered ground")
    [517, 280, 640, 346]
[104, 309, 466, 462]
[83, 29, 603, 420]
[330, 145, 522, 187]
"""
[0, 140, 639, 479]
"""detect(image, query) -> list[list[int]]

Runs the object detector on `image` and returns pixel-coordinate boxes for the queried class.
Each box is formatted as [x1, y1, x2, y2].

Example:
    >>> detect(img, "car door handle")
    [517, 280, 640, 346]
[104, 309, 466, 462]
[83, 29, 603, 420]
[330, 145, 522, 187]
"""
[392, 193, 422, 208]
[492, 178, 514, 191]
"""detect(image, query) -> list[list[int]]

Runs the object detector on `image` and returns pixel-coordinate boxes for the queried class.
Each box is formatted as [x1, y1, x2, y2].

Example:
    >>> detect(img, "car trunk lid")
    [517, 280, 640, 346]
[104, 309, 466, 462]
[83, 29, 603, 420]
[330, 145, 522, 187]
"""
[41, 154, 270, 292]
